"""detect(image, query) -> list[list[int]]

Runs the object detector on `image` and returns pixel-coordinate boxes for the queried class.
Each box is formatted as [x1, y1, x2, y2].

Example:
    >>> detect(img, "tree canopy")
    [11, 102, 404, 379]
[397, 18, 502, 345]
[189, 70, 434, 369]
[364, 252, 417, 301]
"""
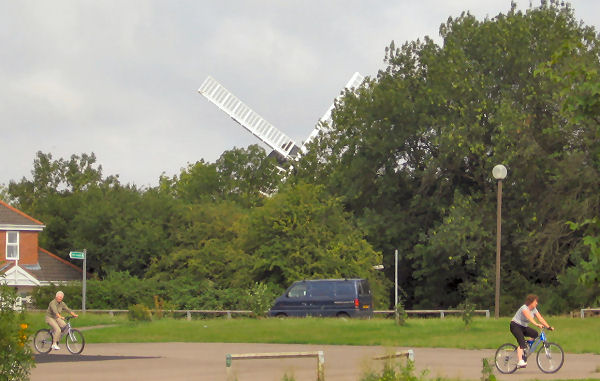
[3, 1, 599, 312]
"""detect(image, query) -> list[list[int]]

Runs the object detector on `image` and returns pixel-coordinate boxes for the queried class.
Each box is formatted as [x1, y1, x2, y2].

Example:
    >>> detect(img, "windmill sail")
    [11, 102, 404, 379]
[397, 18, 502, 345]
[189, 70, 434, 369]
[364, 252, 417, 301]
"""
[301, 72, 364, 152]
[198, 76, 300, 159]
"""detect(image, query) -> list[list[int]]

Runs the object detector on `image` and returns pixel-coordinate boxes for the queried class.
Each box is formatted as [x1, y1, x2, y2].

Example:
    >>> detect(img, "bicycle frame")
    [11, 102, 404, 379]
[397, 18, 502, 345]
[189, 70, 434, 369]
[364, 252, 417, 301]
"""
[524, 327, 547, 358]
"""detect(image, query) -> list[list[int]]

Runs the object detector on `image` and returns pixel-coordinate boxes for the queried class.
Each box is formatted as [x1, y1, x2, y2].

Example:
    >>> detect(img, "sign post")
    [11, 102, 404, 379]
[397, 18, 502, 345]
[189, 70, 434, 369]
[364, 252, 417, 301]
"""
[69, 250, 87, 312]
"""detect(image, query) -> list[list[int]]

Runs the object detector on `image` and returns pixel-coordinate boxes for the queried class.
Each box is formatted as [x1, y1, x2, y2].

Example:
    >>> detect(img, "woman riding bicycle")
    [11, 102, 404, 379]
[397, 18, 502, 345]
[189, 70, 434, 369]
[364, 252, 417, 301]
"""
[510, 294, 553, 368]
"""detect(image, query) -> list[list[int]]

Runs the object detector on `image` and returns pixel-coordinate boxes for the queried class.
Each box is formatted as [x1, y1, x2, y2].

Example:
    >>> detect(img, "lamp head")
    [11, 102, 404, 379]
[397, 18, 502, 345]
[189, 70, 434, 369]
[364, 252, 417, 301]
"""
[492, 164, 507, 180]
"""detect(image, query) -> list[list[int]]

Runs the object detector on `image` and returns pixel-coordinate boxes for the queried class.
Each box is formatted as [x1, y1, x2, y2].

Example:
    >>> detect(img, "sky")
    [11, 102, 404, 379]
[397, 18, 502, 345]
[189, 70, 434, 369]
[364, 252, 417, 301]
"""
[2, 1, 600, 188]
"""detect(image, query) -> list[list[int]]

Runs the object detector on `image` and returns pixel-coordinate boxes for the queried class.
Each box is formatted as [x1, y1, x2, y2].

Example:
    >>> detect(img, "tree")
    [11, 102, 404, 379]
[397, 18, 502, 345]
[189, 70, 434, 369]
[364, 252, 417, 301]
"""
[215, 145, 282, 206]
[293, 1, 600, 309]
[241, 182, 387, 305]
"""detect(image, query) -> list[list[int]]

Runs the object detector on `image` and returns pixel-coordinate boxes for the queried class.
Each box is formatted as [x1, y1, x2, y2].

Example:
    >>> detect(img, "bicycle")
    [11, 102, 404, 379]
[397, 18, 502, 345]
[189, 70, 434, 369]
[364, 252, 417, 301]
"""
[495, 327, 564, 374]
[33, 316, 85, 354]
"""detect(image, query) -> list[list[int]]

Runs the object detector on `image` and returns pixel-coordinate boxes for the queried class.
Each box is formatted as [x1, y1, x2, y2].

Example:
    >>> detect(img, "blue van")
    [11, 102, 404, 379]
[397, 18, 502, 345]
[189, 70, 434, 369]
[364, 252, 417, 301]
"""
[268, 279, 373, 318]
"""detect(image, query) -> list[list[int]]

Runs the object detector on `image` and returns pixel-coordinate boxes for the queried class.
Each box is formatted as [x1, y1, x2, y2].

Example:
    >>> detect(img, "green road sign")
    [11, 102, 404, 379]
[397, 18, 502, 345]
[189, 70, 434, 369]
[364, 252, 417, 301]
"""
[69, 251, 85, 259]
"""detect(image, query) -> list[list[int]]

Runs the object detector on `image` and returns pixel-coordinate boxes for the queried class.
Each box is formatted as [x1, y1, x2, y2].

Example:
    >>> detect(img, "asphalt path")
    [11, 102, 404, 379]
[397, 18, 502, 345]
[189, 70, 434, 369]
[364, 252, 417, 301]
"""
[30, 342, 600, 381]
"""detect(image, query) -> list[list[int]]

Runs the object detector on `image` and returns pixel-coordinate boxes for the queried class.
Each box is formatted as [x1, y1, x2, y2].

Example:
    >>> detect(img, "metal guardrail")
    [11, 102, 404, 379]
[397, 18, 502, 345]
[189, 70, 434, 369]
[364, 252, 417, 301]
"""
[374, 309, 491, 318]
[27, 308, 490, 319]
[580, 308, 600, 318]
[226, 351, 324, 381]
[26, 309, 253, 319]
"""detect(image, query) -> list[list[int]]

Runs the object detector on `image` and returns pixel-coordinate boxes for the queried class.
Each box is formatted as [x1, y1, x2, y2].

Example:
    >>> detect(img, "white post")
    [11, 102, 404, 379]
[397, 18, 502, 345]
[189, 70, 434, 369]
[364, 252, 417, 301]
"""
[394, 249, 398, 309]
[14, 258, 18, 286]
[82, 249, 87, 312]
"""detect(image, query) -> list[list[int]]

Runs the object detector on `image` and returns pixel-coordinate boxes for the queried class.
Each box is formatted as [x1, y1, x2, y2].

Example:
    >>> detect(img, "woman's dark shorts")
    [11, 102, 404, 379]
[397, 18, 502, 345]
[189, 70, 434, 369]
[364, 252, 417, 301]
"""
[510, 321, 538, 349]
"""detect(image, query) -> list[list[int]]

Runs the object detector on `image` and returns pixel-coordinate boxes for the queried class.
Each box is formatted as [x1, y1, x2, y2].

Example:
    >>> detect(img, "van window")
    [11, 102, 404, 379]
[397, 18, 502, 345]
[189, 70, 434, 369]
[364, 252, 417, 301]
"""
[335, 282, 355, 298]
[288, 284, 308, 298]
[310, 282, 335, 297]
[358, 280, 371, 296]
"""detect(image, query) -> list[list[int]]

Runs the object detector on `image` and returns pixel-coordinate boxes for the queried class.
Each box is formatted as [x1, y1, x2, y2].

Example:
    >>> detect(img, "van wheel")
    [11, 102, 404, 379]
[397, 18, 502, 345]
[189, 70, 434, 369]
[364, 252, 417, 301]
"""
[275, 313, 287, 318]
[336, 312, 350, 319]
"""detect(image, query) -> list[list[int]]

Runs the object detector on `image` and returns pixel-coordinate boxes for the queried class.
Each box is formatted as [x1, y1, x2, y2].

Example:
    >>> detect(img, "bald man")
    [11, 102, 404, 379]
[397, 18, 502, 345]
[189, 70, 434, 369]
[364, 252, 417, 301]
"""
[46, 291, 78, 350]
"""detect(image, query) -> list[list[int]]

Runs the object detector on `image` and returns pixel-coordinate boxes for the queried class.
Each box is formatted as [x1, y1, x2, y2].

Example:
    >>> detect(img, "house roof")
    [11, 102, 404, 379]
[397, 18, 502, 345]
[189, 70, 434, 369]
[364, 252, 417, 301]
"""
[32, 248, 84, 282]
[0, 200, 45, 229]
[1, 248, 83, 285]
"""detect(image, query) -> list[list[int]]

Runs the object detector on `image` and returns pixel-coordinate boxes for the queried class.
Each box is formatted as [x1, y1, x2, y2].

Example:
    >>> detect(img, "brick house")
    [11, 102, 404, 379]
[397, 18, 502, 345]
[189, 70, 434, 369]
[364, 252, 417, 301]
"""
[0, 200, 83, 297]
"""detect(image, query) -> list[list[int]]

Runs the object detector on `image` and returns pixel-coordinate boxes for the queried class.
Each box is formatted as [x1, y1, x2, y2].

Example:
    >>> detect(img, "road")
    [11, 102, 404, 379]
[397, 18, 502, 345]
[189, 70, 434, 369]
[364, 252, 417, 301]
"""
[31, 343, 600, 381]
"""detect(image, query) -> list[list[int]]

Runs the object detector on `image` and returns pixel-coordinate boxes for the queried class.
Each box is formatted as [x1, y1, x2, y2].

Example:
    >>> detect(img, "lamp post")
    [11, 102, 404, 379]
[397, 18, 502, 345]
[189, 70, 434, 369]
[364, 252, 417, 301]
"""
[492, 164, 507, 319]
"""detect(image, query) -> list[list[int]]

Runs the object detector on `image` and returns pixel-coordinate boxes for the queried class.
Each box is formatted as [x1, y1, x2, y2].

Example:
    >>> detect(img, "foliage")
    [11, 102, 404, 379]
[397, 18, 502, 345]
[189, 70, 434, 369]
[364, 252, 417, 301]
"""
[458, 301, 476, 329]
[241, 282, 280, 318]
[243, 182, 385, 298]
[480, 357, 497, 381]
[566, 218, 600, 303]
[395, 301, 407, 326]
[4, 1, 600, 315]
[293, 1, 600, 310]
[128, 304, 152, 321]
[0, 283, 35, 381]
[361, 359, 427, 381]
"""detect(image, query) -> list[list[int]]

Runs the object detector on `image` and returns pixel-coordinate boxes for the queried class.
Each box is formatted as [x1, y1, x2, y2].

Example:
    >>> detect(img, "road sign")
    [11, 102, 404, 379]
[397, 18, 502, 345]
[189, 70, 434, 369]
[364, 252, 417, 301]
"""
[69, 251, 85, 259]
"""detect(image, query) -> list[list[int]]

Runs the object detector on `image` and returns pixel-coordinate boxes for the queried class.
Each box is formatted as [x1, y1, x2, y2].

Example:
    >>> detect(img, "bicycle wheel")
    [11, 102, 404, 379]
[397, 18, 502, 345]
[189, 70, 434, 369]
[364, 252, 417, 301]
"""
[495, 343, 518, 374]
[536, 342, 564, 373]
[33, 329, 53, 354]
[65, 329, 85, 354]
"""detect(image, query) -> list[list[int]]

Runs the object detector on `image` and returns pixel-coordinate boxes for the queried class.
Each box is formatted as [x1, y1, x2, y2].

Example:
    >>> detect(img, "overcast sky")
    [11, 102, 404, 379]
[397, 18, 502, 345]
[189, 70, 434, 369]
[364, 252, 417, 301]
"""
[2, 1, 599, 188]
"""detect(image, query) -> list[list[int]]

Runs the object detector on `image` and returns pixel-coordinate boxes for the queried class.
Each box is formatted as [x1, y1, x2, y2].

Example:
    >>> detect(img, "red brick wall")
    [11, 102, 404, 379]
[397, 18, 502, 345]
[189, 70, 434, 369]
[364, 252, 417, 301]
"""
[0, 230, 39, 264]
[0, 231, 5, 259]
[19, 231, 39, 265]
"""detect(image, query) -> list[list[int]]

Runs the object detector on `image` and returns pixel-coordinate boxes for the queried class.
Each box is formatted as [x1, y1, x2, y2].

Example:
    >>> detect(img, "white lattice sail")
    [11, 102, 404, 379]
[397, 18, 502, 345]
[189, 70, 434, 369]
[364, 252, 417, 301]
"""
[198, 76, 300, 159]
[301, 72, 365, 152]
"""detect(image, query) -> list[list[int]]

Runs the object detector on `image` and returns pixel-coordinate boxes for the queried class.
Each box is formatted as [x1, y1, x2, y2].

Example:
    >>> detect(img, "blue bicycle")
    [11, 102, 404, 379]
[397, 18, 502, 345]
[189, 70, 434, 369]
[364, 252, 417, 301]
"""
[495, 327, 564, 374]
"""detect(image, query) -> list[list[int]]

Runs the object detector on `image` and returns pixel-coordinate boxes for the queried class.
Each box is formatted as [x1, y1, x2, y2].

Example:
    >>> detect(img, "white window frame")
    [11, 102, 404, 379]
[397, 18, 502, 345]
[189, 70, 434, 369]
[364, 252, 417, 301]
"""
[6, 231, 19, 260]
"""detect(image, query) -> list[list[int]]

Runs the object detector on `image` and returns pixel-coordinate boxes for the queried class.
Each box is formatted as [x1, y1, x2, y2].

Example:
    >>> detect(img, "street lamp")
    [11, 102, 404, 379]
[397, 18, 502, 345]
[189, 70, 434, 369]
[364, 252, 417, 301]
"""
[492, 164, 507, 319]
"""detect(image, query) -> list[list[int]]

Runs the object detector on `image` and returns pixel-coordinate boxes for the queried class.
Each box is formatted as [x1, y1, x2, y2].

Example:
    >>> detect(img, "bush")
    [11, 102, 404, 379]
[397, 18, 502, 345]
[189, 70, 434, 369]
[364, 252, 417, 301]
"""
[242, 282, 280, 318]
[31, 282, 81, 309]
[361, 358, 428, 381]
[0, 282, 35, 381]
[458, 301, 475, 329]
[128, 304, 152, 321]
[395, 302, 407, 326]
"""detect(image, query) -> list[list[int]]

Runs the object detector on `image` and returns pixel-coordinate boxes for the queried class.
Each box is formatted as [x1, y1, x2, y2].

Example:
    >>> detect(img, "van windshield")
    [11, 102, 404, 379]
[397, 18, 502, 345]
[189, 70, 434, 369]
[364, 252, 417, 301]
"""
[288, 284, 308, 298]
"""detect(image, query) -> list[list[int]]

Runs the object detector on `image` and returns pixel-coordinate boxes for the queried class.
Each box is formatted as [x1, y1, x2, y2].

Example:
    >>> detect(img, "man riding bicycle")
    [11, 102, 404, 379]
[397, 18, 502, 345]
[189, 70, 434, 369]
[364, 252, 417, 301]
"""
[510, 294, 553, 368]
[46, 291, 78, 350]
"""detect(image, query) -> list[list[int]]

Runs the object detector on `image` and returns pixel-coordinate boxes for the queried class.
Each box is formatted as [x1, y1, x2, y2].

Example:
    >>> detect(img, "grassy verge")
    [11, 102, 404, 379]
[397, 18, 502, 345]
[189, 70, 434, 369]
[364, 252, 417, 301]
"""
[25, 313, 600, 354]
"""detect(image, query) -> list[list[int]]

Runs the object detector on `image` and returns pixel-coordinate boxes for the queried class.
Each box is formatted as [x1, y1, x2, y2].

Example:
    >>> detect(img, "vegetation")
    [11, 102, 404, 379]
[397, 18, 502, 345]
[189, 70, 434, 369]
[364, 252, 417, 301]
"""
[0, 282, 34, 381]
[2, 1, 600, 314]
[361, 358, 427, 381]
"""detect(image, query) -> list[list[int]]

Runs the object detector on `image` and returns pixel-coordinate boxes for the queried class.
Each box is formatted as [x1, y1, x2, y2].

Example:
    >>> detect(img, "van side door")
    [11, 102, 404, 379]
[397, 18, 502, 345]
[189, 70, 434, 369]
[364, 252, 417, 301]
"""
[308, 281, 336, 317]
[279, 282, 311, 317]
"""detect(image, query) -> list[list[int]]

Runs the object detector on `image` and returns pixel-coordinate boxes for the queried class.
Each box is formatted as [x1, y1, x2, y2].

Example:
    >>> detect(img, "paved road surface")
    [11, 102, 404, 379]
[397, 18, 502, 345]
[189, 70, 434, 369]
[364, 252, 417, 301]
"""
[31, 343, 600, 381]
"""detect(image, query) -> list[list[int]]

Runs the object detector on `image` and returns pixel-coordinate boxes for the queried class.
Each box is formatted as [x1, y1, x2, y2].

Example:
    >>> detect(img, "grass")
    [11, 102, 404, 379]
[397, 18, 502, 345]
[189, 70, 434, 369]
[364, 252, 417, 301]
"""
[24, 313, 600, 354]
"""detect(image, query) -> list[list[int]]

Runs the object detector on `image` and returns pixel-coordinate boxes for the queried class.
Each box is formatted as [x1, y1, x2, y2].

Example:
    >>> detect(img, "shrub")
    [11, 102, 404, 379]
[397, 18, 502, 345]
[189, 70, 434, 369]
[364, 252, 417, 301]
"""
[458, 301, 475, 329]
[395, 301, 407, 326]
[0, 282, 35, 381]
[242, 282, 280, 318]
[361, 358, 428, 381]
[128, 303, 152, 321]
[480, 357, 496, 381]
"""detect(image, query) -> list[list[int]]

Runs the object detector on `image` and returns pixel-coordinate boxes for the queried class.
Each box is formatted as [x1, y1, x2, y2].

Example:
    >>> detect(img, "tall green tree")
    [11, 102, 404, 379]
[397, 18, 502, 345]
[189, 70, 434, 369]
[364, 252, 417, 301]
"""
[241, 182, 387, 305]
[294, 1, 600, 309]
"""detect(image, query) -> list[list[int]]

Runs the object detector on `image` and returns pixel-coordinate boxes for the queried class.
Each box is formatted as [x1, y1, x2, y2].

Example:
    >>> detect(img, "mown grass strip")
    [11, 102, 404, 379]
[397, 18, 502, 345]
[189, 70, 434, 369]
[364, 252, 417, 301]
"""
[25, 313, 600, 354]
